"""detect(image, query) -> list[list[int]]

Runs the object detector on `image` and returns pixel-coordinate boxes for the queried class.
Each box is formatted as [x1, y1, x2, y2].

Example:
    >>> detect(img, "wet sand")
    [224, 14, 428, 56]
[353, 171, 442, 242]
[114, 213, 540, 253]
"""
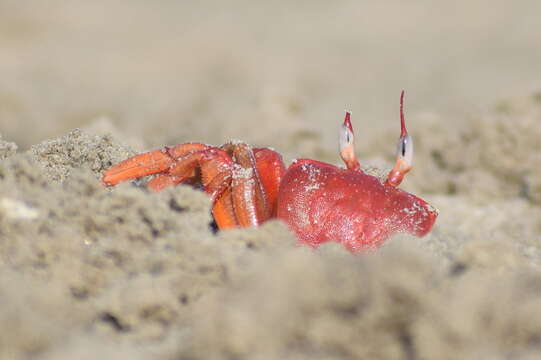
[1, 2, 541, 359]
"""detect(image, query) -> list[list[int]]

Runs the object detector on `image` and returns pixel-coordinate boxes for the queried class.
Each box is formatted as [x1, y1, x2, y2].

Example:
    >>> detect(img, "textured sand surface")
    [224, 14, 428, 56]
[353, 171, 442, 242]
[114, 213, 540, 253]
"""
[1, 2, 541, 359]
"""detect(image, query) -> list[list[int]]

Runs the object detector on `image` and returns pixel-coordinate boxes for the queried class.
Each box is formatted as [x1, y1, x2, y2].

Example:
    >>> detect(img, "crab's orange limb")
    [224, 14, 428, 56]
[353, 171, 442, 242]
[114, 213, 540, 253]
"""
[166, 143, 209, 158]
[147, 174, 185, 191]
[253, 148, 286, 216]
[102, 142, 286, 231]
[207, 145, 286, 229]
[212, 188, 238, 229]
[221, 143, 272, 227]
[102, 150, 174, 186]
[143, 147, 246, 228]
[102, 143, 211, 187]
[232, 175, 260, 227]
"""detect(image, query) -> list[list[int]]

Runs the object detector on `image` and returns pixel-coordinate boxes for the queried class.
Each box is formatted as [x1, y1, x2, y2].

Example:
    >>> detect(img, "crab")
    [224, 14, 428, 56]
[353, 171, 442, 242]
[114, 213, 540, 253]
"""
[102, 91, 437, 252]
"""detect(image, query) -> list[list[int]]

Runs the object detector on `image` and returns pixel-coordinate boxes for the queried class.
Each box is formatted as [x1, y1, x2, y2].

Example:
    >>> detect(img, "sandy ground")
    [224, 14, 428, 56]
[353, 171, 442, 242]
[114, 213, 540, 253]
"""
[1, 1, 541, 359]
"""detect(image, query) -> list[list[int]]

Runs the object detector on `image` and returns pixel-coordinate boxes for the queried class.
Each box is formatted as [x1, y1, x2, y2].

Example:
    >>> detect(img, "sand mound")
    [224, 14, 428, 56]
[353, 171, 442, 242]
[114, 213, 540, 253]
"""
[0, 114, 539, 359]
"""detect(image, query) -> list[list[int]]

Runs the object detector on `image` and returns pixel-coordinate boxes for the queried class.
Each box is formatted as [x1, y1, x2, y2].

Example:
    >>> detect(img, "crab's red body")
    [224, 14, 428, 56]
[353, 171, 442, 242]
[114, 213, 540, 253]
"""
[277, 160, 435, 251]
[102, 92, 437, 252]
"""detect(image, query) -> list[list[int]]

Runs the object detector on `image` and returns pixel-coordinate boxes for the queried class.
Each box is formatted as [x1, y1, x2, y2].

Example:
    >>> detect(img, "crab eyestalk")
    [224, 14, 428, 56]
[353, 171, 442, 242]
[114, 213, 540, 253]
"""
[339, 111, 360, 171]
[386, 90, 413, 187]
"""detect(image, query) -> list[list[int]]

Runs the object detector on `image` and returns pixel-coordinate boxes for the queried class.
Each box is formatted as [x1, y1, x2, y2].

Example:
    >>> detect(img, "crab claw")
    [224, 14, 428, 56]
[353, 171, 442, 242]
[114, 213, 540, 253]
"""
[102, 150, 174, 186]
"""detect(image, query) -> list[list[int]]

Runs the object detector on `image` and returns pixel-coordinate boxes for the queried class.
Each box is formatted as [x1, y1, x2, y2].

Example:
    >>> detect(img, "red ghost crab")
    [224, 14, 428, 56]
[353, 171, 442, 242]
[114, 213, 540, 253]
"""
[102, 91, 437, 252]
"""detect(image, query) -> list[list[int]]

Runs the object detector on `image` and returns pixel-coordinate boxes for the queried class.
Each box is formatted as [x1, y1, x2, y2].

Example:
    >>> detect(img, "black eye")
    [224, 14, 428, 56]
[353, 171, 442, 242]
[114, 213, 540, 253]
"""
[396, 134, 413, 165]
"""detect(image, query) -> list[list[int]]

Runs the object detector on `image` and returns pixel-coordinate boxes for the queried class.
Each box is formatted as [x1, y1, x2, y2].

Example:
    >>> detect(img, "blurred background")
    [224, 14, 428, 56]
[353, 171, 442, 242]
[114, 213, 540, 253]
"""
[1, 0, 540, 154]
[2, 3, 541, 358]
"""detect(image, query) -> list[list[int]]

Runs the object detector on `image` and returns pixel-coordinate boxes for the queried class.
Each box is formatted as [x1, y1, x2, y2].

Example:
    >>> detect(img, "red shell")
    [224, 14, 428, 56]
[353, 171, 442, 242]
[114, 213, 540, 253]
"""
[277, 159, 437, 252]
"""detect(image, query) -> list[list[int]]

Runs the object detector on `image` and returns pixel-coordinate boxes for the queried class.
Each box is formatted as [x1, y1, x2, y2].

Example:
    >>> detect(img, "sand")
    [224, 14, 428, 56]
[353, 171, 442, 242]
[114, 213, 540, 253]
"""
[1, 2, 541, 359]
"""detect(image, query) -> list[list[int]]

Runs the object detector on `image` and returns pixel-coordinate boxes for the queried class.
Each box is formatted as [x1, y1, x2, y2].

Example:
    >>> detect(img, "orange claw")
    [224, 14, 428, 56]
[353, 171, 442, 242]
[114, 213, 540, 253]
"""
[102, 143, 211, 187]
[147, 174, 185, 192]
[102, 150, 174, 186]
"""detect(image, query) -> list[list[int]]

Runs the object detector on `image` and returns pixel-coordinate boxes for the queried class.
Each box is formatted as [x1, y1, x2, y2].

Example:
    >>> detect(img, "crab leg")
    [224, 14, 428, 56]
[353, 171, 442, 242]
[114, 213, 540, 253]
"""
[102, 150, 174, 186]
[149, 147, 243, 228]
[212, 188, 238, 229]
[102, 143, 210, 186]
[386, 91, 413, 187]
[163, 144, 273, 228]
[222, 143, 272, 227]
[103, 141, 281, 230]
[145, 154, 202, 192]
[253, 148, 286, 216]
[146, 173, 186, 191]
[143, 148, 233, 193]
